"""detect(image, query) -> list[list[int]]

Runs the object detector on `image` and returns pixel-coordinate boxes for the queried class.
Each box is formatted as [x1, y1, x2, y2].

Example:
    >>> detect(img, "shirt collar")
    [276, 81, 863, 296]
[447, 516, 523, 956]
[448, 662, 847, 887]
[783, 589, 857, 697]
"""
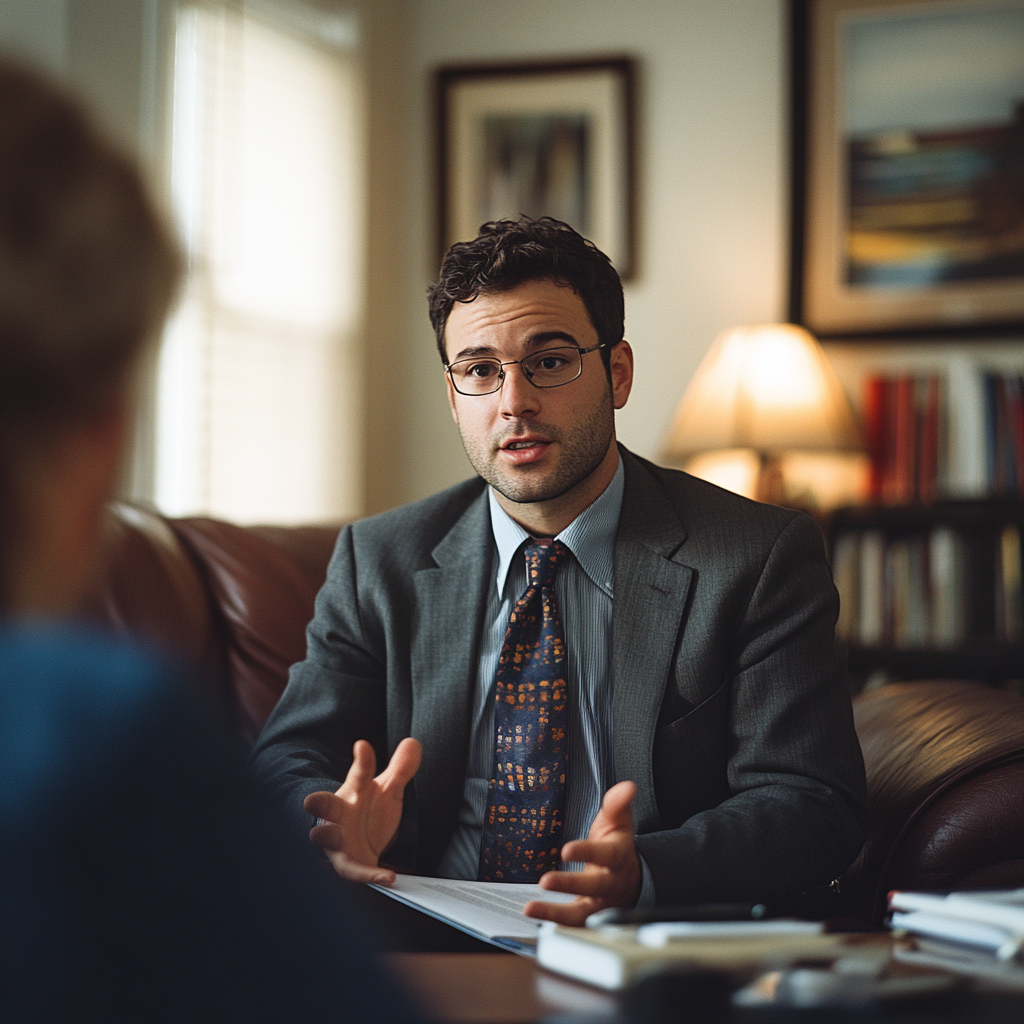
[488, 452, 624, 599]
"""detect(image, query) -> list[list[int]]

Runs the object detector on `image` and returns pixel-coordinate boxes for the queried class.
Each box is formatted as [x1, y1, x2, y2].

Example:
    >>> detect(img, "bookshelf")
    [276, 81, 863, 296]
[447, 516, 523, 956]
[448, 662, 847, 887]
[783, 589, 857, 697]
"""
[827, 499, 1024, 692]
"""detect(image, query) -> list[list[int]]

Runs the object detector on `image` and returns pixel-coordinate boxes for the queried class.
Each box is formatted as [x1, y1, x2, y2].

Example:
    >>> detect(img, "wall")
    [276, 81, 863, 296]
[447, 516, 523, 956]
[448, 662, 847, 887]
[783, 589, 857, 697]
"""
[5, 1, 1020, 515]
[380, 0, 792, 508]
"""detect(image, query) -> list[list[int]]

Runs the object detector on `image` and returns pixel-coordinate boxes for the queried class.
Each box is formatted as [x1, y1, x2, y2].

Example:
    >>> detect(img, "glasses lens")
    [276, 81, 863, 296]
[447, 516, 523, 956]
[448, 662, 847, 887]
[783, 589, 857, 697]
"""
[449, 358, 502, 394]
[523, 347, 582, 387]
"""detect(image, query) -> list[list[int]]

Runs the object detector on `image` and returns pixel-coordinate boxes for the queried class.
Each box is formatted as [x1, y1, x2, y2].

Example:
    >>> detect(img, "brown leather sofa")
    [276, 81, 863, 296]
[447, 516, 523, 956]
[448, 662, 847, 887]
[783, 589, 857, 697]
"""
[81, 503, 1024, 923]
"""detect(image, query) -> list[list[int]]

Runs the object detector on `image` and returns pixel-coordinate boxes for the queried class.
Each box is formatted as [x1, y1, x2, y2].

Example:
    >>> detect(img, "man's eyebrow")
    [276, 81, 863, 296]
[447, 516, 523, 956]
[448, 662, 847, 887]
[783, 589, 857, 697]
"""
[528, 331, 579, 348]
[450, 331, 580, 362]
[449, 343, 498, 361]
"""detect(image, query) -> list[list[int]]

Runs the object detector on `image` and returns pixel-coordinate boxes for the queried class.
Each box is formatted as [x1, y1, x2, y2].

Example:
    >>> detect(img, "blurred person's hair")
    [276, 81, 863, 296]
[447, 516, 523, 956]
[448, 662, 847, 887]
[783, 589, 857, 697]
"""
[427, 216, 624, 376]
[0, 60, 182, 610]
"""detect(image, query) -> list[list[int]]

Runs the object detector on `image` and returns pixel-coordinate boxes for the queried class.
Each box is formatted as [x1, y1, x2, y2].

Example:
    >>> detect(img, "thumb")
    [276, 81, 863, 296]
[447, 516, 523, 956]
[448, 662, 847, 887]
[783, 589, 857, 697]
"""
[378, 737, 422, 792]
[593, 780, 637, 835]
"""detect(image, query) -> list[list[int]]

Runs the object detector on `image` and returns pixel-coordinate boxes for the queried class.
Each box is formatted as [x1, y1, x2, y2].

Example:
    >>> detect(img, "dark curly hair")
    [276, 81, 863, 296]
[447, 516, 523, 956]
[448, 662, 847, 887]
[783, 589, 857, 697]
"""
[427, 217, 624, 374]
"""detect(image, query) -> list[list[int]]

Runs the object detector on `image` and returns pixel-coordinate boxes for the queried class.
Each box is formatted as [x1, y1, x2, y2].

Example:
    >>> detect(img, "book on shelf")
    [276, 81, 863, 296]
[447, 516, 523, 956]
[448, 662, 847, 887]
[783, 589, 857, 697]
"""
[832, 520, 1022, 650]
[863, 368, 1023, 503]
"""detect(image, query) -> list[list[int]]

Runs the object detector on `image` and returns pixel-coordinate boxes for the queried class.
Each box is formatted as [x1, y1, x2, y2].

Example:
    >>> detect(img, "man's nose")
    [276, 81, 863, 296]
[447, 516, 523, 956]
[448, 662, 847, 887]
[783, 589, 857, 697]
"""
[498, 361, 540, 418]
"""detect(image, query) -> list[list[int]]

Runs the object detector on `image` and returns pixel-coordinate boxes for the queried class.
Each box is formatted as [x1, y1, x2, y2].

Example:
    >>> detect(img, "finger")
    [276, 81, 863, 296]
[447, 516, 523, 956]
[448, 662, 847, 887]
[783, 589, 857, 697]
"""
[523, 897, 595, 927]
[590, 780, 637, 836]
[377, 737, 422, 793]
[537, 868, 612, 898]
[325, 850, 397, 886]
[308, 821, 345, 851]
[559, 839, 625, 868]
[341, 740, 378, 791]
[304, 790, 344, 820]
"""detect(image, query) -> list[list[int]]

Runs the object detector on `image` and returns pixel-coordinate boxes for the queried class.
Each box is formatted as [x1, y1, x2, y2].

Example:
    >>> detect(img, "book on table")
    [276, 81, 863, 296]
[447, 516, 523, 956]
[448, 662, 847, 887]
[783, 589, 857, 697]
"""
[534, 919, 866, 991]
[888, 888, 1024, 988]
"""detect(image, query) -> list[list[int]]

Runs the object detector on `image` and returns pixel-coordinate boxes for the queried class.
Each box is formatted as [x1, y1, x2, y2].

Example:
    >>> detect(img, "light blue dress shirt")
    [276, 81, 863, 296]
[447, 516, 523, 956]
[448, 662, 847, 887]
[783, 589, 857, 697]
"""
[436, 455, 655, 905]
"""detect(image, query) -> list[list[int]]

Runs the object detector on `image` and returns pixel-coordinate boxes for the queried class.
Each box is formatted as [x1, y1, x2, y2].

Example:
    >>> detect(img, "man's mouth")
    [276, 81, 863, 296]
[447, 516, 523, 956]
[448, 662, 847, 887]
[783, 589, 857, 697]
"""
[499, 436, 552, 464]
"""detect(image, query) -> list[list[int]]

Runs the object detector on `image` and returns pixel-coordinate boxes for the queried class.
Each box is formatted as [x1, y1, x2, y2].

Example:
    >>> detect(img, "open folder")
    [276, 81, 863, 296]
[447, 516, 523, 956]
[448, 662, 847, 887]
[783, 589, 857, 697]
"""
[369, 874, 575, 954]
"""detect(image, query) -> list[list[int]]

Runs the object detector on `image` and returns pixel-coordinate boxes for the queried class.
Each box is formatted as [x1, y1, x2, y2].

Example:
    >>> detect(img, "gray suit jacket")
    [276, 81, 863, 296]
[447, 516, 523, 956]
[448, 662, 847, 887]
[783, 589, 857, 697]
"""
[251, 447, 867, 904]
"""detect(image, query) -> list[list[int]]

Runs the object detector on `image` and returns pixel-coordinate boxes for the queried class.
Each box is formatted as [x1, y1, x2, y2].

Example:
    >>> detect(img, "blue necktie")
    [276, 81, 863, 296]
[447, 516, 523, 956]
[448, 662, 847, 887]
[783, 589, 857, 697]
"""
[478, 539, 569, 882]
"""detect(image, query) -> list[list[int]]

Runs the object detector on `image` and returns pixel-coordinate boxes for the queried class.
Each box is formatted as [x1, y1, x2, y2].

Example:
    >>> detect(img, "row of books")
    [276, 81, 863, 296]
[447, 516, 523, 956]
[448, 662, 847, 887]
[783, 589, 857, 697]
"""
[863, 370, 1024, 503]
[832, 523, 1022, 648]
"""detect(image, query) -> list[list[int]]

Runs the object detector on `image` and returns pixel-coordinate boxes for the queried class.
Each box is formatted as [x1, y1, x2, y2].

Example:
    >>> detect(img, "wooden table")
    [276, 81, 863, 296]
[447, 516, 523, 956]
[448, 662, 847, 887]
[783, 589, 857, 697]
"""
[386, 949, 1024, 1024]
[386, 952, 618, 1023]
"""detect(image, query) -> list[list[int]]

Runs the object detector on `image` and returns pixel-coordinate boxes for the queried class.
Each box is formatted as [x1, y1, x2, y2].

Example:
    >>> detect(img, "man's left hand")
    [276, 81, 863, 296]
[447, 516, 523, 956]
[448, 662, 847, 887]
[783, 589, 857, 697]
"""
[523, 780, 641, 927]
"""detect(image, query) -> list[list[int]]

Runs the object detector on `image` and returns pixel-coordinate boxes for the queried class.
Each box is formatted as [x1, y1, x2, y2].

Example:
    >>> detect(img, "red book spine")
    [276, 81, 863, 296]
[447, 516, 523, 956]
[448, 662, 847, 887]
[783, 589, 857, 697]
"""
[918, 375, 940, 504]
[894, 375, 916, 504]
[881, 378, 900, 504]
[863, 375, 886, 502]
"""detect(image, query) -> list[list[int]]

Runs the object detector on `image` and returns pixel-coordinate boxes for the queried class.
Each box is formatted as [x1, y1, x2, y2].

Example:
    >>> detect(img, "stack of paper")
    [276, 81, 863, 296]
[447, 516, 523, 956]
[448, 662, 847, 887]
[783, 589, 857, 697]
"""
[889, 888, 1024, 988]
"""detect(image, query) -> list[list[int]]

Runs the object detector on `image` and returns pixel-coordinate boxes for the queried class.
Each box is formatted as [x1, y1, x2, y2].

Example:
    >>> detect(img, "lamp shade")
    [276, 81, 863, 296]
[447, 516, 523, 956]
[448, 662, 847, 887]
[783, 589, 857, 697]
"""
[663, 323, 862, 462]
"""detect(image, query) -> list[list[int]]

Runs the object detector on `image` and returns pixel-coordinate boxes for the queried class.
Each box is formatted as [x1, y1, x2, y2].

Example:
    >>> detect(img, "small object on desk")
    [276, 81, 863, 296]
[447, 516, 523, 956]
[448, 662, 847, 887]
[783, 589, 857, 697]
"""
[733, 962, 960, 1008]
[586, 902, 773, 928]
[637, 919, 822, 948]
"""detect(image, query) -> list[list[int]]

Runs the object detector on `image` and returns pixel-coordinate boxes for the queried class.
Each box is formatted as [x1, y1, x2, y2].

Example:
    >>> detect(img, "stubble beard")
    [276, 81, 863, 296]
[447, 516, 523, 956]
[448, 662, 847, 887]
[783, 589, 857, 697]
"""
[459, 389, 616, 505]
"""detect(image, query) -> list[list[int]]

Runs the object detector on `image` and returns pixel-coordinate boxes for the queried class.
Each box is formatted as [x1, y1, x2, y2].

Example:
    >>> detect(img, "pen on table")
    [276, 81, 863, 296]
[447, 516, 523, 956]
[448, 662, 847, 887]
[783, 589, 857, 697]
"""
[586, 903, 774, 929]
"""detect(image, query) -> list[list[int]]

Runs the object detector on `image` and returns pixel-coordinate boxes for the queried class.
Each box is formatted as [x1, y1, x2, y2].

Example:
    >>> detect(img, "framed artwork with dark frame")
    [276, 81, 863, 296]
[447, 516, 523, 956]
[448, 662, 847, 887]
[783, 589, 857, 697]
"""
[435, 57, 637, 279]
[790, 0, 1024, 339]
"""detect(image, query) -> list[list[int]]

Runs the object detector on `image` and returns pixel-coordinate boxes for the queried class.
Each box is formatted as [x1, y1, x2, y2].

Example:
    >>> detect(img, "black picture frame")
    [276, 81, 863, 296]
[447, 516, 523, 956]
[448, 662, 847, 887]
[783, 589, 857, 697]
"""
[435, 57, 637, 279]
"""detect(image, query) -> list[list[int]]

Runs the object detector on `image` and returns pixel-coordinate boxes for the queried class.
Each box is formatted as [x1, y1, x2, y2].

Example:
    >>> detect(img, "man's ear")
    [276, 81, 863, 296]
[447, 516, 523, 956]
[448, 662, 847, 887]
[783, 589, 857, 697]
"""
[610, 340, 634, 410]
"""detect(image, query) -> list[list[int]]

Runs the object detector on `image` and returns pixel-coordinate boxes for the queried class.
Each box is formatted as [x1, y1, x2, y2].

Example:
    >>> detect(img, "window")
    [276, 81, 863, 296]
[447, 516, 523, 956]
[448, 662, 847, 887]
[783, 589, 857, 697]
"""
[156, 1, 363, 523]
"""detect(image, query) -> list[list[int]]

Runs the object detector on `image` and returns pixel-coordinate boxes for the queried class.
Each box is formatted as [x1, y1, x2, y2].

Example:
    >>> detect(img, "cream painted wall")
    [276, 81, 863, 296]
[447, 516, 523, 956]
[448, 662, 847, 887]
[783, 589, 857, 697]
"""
[381, 0, 792, 506]
[4, 1, 1019, 513]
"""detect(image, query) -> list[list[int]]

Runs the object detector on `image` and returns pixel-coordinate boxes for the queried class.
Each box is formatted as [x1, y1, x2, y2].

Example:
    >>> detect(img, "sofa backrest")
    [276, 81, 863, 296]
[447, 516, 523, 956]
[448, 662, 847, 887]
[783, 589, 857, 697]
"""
[80, 504, 1024, 920]
[80, 503, 340, 744]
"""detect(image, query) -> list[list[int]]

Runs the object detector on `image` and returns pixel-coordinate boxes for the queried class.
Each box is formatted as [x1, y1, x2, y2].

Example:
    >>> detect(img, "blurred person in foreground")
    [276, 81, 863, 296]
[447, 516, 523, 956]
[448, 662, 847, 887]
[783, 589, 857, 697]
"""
[0, 60, 415, 1023]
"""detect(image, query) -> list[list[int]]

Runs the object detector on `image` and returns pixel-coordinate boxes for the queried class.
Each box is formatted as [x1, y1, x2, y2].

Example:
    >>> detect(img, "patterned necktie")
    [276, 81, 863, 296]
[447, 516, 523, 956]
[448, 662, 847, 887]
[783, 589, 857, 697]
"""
[478, 539, 569, 882]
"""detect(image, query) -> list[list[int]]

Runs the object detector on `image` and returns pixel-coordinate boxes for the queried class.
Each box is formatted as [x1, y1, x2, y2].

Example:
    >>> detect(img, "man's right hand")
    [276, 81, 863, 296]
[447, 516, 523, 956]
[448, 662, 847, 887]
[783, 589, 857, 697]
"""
[303, 737, 422, 885]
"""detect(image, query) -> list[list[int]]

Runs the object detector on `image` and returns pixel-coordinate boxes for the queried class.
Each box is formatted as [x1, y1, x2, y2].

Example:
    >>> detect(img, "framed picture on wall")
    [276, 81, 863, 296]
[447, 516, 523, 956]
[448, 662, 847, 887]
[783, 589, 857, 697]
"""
[790, 0, 1024, 338]
[436, 57, 636, 278]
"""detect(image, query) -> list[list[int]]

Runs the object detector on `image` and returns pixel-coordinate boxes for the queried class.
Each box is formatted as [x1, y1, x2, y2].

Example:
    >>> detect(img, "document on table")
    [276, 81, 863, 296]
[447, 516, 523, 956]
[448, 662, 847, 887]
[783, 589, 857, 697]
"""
[369, 874, 576, 954]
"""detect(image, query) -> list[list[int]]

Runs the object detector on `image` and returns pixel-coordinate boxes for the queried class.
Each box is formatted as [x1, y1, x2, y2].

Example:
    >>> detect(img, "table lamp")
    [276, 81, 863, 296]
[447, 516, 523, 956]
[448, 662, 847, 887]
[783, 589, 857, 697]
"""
[663, 323, 863, 506]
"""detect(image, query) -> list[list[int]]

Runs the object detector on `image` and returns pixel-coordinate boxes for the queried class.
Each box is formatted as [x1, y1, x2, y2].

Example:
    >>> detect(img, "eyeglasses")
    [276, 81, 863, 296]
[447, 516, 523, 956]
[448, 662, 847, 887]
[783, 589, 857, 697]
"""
[446, 343, 609, 396]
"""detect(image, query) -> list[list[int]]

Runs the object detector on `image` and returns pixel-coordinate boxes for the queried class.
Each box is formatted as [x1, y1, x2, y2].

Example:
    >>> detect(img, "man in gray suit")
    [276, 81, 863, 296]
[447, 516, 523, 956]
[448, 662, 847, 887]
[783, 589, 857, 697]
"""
[251, 217, 867, 925]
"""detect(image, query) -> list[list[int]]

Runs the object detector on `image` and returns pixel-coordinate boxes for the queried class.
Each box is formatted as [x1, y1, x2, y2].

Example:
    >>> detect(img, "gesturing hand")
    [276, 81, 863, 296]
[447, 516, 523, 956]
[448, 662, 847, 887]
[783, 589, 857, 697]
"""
[303, 737, 422, 885]
[523, 780, 641, 927]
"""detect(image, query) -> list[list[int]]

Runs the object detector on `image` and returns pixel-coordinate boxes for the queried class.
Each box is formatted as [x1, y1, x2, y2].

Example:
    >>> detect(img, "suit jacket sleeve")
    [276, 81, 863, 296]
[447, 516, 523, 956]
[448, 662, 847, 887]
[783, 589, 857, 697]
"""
[625, 463, 867, 905]
[249, 524, 387, 835]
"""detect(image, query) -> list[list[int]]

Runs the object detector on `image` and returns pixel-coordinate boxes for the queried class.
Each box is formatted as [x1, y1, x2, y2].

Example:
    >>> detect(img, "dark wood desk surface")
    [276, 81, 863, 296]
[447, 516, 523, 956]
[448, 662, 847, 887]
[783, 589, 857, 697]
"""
[386, 952, 618, 1023]
[386, 951, 1024, 1024]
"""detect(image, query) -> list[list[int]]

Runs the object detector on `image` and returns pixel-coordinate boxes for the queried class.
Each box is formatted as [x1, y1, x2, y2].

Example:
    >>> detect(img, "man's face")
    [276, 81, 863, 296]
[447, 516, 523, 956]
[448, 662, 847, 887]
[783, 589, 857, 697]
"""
[444, 278, 632, 516]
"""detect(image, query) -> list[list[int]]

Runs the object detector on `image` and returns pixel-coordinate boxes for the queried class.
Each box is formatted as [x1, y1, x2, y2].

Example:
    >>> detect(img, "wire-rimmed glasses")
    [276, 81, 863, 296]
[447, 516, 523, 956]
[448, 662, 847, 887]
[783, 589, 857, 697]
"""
[446, 343, 609, 396]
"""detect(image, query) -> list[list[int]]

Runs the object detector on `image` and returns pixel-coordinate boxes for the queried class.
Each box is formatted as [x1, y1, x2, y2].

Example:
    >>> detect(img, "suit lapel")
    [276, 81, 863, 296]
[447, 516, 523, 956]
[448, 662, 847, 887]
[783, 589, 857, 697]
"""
[613, 451, 694, 833]
[410, 487, 492, 870]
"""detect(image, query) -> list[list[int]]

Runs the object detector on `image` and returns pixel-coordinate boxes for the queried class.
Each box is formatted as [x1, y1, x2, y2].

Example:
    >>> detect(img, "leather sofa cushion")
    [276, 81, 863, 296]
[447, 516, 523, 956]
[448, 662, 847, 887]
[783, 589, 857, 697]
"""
[845, 680, 1024, 922]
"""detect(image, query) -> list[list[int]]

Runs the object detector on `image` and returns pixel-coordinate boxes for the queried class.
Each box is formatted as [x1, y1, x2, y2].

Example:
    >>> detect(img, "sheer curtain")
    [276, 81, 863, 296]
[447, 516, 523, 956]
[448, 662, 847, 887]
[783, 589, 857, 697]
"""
[156, 1, 364, 524]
